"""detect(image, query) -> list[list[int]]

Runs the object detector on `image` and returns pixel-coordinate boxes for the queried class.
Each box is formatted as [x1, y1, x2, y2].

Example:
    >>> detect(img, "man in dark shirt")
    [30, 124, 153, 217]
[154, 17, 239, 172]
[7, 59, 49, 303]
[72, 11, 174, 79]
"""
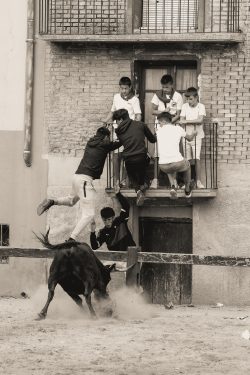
[112, 109, 156, 206]
[90, 186, 135, 251]
[37, 126, 121, 242]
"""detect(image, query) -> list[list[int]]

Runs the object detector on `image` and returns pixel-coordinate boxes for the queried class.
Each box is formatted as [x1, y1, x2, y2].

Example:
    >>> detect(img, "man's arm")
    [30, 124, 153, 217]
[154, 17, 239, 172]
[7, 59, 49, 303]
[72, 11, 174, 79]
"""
[180, 115, 204, 125]
[90, 222, 105, 250]
[185, 130, 198, 142]
[114, 185, 130, 222]
[105, 140, 123, 151]
[171, 109, 181, 124]
[144, 124, 157, 143]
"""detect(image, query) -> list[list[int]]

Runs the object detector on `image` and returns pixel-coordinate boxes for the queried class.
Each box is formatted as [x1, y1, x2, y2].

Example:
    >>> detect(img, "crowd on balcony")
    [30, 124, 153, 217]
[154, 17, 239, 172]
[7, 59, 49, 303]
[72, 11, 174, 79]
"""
[104, 74, 206, 200]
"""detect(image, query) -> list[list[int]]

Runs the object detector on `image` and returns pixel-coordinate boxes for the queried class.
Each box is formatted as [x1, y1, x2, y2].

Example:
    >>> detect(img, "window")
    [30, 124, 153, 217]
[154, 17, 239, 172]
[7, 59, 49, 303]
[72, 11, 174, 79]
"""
[0, 225, 9, 246]
[142, 0, 198, 32]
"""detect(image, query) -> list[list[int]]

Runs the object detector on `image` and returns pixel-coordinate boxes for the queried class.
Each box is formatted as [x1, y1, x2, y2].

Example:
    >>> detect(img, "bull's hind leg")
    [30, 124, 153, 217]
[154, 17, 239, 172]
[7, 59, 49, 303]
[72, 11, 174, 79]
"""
[65, 290, 84, 310]
[85, 294, 96, 318]
[36, 281, 57, 320]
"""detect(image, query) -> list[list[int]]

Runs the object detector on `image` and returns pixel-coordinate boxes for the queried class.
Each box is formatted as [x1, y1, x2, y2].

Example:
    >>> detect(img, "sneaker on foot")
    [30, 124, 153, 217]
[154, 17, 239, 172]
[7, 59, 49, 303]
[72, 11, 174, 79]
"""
[196, 180, 205, 189]
[185, 187, 192, 198]
[37, 199, 54, 216]
[170, 185, 178, 200]
[65, 237, 77, 243]
[136, 190, 145, 206]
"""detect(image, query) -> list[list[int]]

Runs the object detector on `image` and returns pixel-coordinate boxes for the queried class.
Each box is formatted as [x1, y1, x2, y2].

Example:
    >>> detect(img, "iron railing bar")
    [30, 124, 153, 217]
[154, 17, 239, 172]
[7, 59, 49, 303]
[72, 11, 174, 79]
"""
[116, 0, 119, 34]
[209, 124, 213, 188]
[215, 123, 218, 188]
[211, 0, 213, 33]
[204, 125, 207, 189]
[187, 0, 190, 33]
[70, 0, 72, 35]
[219, 0, 222, 32]
[101, 0, 103, 34]
[78, 0, 80, 35]
[93, 0, 95, 34]
[171, 0, 173, 34]
[50, 0, 52, 34]
[108, 0, 111, 34]
[163, 0, 166, 34]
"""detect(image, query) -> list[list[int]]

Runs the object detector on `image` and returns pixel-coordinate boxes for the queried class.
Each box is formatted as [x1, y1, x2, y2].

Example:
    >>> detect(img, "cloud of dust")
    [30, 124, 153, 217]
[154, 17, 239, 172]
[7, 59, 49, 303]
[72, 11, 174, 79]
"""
[29, 284, 159, 322]
[109, 287, 158, 320]
[30, 284, 89, 320]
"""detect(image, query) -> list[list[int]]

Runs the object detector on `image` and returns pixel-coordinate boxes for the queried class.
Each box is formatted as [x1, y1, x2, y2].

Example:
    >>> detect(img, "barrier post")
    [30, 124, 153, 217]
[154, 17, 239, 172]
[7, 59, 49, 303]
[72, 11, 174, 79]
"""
[126, 246, 140, 287]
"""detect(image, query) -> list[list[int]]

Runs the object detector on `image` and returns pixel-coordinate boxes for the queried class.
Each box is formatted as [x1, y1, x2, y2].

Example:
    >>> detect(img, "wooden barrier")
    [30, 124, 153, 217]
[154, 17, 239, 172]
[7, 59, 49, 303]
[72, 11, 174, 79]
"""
[1, 246, 250, 287]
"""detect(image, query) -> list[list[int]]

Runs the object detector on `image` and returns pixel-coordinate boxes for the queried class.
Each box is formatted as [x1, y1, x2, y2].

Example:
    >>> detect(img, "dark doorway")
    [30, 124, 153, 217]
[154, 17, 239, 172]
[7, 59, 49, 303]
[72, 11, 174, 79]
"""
[139, 217, 192, 305]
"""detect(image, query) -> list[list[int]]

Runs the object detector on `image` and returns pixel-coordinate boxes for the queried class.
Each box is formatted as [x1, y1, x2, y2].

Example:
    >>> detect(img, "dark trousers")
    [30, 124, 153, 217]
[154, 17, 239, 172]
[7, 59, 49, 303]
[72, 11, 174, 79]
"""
[125, 154, 148, 192]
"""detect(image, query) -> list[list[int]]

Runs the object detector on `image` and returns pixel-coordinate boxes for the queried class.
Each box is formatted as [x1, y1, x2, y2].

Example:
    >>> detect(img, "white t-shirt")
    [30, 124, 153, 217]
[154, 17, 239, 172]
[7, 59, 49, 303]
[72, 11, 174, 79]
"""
[151, 91, 183, 123]
[180, 102, 206, 139]
[157, 125, 186, 164]
[111, 93, 141, 120]
[111, 93, 141, 152]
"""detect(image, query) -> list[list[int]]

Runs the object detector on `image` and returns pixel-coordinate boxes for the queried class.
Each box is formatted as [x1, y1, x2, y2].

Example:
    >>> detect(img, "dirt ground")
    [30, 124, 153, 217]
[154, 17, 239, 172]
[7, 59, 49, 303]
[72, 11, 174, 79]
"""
[0, 286, 250, 375]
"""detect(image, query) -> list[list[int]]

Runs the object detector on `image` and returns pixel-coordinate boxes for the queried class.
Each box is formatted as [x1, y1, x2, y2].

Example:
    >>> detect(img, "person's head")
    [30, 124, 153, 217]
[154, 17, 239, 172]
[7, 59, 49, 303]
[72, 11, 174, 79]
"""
[119, 76, 132, 97]
[112, 108, 130, 124]
[100, 207, 115, 228]
[160, 74, 174, 95]
[96, 126, 110, 142]
[157, 112, 172, 126]
[185, 87, 199, 107]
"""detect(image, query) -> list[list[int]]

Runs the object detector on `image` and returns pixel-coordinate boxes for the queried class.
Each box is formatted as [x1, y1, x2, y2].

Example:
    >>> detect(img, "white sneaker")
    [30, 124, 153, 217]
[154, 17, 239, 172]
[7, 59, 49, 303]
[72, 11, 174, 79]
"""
[196, 180, 205, 189]
[150, 178, 158, 189]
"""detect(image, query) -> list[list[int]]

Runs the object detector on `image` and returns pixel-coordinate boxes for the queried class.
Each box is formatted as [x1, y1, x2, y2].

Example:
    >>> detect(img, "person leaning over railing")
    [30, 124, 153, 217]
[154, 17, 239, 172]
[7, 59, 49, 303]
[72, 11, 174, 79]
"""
[151, 74, 183, 188]
[180, 87, 206, 189]
[156, 112, 197, 199]
[112, 108, 156, 206]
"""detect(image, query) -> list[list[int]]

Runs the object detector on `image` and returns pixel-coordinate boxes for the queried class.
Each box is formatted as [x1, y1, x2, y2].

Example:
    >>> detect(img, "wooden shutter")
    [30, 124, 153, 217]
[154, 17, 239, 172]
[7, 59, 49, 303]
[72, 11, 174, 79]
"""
[142, 0, 198, 32]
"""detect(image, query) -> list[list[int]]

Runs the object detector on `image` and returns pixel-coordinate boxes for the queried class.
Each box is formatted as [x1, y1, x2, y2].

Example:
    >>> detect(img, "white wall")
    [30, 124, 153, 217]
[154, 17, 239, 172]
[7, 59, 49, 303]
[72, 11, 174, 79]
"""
[0, 0, 27, 131]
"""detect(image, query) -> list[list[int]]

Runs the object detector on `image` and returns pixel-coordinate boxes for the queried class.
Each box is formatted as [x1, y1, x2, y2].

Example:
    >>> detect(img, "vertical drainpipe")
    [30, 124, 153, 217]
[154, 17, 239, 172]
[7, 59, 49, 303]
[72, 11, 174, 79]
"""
[23, 0, 35, 167]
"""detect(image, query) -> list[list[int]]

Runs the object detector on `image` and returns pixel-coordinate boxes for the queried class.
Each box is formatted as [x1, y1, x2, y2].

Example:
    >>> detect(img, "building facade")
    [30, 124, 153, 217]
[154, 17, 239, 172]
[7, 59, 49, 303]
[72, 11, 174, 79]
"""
[1, 0, 250, 304]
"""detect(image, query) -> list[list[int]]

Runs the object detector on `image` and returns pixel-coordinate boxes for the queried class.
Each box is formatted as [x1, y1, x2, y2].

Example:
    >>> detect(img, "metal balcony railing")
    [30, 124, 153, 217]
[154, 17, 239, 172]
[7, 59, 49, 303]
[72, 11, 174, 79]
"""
[106, 122, 218, 191]
[39, 0, 241, 36]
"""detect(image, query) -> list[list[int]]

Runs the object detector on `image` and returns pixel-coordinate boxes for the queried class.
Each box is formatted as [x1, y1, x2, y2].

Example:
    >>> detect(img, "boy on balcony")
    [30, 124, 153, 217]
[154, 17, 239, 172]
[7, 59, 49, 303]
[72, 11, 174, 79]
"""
[156, 112, 197, 199]
[103, 76, 142, 187]
[151, 74, 183, 124]
[180, 87, 206, 189]
[36, 127, 121, 242]
[112, 108, 156, 206]
[151, 74, 183, 188]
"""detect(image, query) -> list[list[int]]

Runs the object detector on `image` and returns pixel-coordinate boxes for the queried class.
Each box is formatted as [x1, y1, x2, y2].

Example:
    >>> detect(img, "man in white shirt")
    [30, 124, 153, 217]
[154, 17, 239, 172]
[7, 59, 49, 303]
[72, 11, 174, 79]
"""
[151, 74, 183, 125]
[150, 74, 183, 189]
[156, 112, 197, 199]
[103, 77, 142, 186]
[180, 87, 206, 189]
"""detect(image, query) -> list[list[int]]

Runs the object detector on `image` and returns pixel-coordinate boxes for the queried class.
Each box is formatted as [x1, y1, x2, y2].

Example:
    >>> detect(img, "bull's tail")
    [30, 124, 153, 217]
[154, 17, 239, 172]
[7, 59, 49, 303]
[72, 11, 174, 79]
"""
[33, 228, 81, 250]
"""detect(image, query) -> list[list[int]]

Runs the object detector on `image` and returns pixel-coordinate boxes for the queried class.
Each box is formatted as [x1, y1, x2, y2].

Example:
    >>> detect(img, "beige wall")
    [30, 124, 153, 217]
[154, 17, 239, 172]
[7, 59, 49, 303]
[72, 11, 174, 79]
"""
[0, 1, 49, 295]
[0, 0, 27, 131]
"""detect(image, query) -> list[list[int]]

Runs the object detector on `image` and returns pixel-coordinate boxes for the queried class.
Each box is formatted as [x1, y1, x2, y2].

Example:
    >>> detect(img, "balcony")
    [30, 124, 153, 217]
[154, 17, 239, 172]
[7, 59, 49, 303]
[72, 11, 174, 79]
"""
[39, 0, 243, 43]
[106, 122, 218, 203]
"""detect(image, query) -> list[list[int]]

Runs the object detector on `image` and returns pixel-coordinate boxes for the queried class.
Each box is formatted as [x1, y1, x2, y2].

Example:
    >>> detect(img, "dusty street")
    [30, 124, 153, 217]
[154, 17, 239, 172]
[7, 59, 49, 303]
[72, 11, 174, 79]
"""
[0, 286, 250, 375]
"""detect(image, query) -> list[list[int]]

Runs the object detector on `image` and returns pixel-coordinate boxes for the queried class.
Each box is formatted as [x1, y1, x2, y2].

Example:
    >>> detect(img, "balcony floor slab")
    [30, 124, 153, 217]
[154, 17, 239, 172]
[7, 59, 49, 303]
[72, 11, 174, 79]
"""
[38, 33, 244, 44]
[106, 188, 217, 205]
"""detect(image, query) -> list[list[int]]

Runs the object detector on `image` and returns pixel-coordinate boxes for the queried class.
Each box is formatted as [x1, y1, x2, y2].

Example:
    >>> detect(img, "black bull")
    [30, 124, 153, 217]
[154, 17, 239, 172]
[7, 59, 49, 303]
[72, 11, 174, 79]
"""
[35, 231, 117, 319]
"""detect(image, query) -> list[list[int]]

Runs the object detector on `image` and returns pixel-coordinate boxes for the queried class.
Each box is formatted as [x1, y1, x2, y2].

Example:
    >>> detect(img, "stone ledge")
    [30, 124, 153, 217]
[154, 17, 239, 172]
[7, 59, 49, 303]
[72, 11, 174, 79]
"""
[37, 32, 244, 44]
[106, 188, 217, 203]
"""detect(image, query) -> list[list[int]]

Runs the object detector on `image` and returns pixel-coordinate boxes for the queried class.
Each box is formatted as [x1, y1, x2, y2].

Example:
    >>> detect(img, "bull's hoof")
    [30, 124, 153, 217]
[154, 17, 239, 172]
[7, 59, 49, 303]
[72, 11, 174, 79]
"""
[104, 308, 113, 317]
[35, 313, 46, 321]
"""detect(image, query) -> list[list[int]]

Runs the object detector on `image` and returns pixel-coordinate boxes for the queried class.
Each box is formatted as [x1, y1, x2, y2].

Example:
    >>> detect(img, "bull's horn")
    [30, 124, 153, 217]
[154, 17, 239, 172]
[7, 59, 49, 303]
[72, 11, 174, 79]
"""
[114, 263, 136, 272]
